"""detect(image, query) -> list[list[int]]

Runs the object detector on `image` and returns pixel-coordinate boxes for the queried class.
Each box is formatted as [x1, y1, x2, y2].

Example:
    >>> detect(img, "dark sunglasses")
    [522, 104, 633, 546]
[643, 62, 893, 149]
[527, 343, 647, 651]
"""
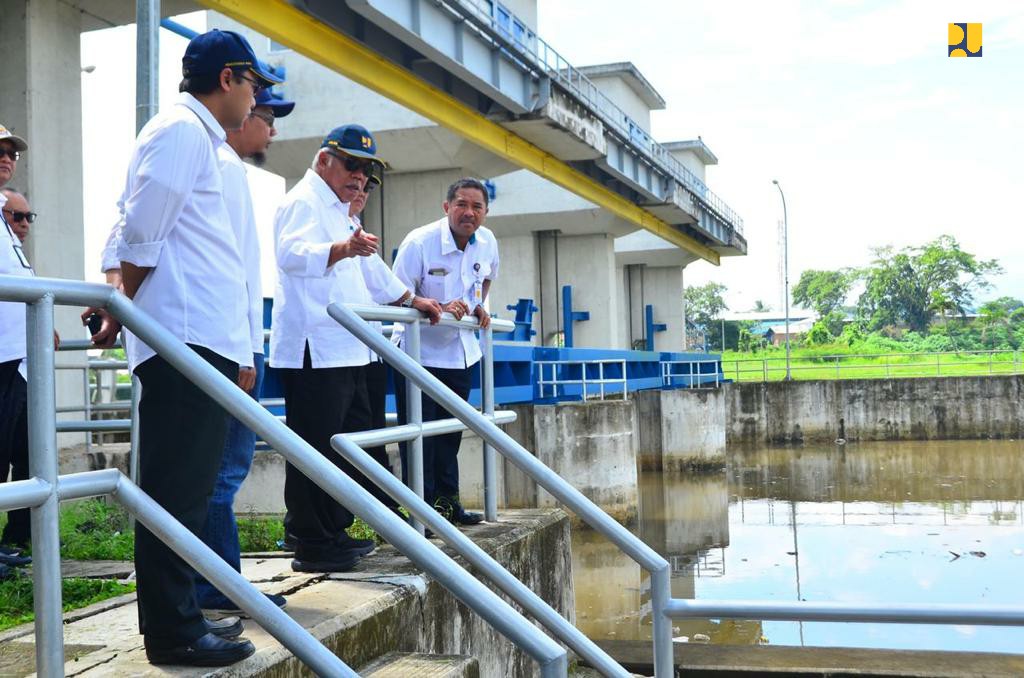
[0, 149, 21, 161]
[328, 151, 376, 175]
[250, 110, 275, 127]
[2, 208, 35, 223]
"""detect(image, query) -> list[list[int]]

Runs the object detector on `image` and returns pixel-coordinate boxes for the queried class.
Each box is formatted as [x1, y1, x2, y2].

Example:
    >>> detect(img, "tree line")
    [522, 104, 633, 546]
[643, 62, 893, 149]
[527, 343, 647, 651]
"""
[685, 235, 1023, 352]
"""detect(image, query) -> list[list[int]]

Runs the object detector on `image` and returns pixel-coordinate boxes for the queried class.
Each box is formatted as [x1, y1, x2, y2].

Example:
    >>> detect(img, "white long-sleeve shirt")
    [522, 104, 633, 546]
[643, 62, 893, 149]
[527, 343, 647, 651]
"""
[269, 169, 407, 369]
[218, 144, 263, 355]
[0, 192, 32, 377]
[391, 218, 499, 369]
[114, 93, 252, 371]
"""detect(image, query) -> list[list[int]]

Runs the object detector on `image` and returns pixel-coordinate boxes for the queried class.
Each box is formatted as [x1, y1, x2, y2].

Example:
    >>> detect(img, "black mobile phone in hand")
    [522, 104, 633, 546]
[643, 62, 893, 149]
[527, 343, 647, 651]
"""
[86, 313, 103, 337]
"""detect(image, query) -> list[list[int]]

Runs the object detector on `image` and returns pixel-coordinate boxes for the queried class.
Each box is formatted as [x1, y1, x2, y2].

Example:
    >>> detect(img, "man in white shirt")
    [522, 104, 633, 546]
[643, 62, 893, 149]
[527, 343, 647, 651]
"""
[392, 178, 499, 526]
[0, 188, 34, 244]
[0, 124, 34, 572]
[101, 30, 281, 666]
[193, 87, 294, 616]
[271, 124, 441, 572]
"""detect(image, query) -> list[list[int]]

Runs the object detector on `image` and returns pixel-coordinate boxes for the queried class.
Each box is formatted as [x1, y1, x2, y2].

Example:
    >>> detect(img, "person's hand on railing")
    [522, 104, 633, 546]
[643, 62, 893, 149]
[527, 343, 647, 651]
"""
[412, 295, 442, 325]
[53, 331, 61, 351]
[80, 307, 122, 349]
[443, 299, 469, 321]
[237, 366, 256, 393]
[473, 305, 491, 330]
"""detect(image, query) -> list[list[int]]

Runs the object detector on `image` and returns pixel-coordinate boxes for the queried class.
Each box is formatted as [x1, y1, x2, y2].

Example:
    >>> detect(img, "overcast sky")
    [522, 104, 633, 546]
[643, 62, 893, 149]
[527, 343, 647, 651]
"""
[537, 0, 1024, 311]
[81, 2, 1023, 312]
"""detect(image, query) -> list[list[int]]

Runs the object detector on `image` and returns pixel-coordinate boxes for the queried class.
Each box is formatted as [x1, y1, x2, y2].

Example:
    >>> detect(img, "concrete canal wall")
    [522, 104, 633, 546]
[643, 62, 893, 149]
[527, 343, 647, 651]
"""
[726, 375, 1024, 445]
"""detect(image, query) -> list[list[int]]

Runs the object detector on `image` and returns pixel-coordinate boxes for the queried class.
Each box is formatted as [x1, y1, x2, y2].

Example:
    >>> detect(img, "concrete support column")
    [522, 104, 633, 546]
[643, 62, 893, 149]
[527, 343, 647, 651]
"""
[554, 233, 619, 349]
[0, 0, 86, 446]
[535, 230, 560, 346]
[491, 234, 538, 339]
[643, 266, 685, 351]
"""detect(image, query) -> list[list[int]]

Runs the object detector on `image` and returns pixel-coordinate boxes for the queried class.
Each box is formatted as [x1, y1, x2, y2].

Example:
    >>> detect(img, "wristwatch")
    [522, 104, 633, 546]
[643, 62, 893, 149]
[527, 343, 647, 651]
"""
[401, 294, 415, 308]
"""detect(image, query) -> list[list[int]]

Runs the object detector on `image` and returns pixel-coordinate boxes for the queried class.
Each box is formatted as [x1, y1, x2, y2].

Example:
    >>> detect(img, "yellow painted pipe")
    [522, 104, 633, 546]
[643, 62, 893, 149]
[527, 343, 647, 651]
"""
[198, 0, 720, 265]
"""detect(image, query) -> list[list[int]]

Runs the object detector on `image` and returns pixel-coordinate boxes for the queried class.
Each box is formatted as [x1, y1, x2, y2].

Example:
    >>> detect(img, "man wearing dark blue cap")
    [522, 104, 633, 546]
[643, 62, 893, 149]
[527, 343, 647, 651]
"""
[270, 125, 441, 572]
[85, 29, 282, 667]
[194, 86, 296, 616]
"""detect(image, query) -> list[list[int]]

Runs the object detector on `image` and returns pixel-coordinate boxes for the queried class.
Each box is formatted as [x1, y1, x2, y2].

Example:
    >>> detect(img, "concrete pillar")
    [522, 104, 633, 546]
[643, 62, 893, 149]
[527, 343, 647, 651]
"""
[643, 266, 685, 352]
[1, 0, 86, 445]
[555, 233, 619, 349]
[490, 234, 538, 336]
[535, 230, 560, 345]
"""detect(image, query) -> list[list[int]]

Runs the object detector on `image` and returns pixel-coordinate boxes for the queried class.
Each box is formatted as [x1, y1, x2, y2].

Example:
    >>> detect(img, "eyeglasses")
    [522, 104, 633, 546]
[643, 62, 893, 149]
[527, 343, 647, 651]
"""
[327, 151, 377, 175]
[0, 149, 20, 161]
[3, 208, 36, 223]
[250, 110, 275, 128]
[236, 73, 264, 93]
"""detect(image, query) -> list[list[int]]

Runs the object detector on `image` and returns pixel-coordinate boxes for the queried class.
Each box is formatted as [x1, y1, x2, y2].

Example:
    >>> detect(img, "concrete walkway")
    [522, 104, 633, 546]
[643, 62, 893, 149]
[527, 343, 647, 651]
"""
[0, 509, 573, 677]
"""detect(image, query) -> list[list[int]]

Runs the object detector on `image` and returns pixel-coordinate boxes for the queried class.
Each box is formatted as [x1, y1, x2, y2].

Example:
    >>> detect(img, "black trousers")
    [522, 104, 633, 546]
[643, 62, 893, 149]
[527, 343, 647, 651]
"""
[394, 365, 473, 508]
[280, 346, 376, 557]
[0, 359, 30, 547]
[134, 346, 237, 649]
[364, 360, 399, 511]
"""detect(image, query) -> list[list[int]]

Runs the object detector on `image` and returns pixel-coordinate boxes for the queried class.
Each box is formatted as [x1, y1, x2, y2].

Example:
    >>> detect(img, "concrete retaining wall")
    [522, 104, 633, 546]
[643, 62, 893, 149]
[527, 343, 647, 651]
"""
[634, 389, 726, 470]
[726, 375, 1024, 445]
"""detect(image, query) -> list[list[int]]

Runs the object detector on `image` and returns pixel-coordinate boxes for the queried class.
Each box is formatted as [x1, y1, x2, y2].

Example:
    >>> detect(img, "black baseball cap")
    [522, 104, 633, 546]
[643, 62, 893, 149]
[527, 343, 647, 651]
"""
[182, 29, 283, 87]
[321, 124, 386, 165]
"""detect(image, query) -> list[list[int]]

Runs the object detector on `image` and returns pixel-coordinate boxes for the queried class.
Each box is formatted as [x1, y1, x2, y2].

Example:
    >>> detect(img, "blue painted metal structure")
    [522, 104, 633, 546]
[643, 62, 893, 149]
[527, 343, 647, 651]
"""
[561, 285, 590, 349]
[261, 298, 723, 412]
[644, 304, 666, 352]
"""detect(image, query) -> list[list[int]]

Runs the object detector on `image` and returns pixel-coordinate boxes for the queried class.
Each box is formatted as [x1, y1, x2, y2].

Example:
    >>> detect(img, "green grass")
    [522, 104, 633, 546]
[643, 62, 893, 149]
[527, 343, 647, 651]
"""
[0, 576, 135, 632]
[720, 348, 1021, 382]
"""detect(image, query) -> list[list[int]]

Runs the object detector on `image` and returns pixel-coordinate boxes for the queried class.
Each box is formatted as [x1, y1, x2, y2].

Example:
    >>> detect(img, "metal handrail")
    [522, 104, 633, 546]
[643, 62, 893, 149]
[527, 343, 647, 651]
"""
[448, 0, 743, 233]
[661, 357, 722, 388]
[724, 349, 1024, 382]
[0, 275, 566, 677]
[536, 358, 628, 401]
[328, 301, 674, 677]
[332, 434, 629, 677]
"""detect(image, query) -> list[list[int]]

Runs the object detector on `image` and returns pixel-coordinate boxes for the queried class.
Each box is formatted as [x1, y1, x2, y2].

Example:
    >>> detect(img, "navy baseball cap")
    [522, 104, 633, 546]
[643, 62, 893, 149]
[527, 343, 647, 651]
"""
[254, 88, 295, 118]
[182, 29, 283, 87]
[321, 124, 386, 165]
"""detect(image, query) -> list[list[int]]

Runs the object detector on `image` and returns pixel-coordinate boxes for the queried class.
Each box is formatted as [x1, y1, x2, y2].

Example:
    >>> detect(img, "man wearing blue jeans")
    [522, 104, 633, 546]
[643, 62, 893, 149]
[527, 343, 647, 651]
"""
[194, 88, 296, 613]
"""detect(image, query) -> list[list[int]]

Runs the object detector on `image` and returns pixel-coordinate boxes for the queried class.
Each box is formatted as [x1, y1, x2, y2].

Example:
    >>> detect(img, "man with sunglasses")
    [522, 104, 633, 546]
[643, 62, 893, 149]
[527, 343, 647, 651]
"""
[0, 124, 34, 574]
[270, 125, 441, 573]
[89, 30, 282, 667]
[0, 189, 34, 243]
[191, 86, 295, 617]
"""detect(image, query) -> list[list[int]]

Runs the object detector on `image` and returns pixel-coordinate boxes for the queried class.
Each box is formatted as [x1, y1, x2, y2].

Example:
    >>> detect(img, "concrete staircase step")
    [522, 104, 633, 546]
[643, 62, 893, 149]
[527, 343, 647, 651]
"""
[360, 651, 479, 677]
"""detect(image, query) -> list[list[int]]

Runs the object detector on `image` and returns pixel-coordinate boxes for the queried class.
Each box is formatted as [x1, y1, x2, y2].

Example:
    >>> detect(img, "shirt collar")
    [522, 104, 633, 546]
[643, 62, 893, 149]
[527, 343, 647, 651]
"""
[177, 92, 227, 147]
[439, 217, 480, 254]
[304, 168, 346, 210]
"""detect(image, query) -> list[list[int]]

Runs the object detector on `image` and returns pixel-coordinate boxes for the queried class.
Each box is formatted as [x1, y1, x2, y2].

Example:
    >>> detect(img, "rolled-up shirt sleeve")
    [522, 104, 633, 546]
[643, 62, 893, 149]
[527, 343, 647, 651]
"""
[274, 200, 334, 277]
[360, 253, 409, 304]
[100, 214, 124, 273]
[117, 121, 203, 267]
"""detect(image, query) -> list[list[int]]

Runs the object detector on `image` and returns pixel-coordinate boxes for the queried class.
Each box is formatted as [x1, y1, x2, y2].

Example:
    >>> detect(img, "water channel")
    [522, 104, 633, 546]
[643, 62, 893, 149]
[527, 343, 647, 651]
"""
[572, 439, 1024, 653]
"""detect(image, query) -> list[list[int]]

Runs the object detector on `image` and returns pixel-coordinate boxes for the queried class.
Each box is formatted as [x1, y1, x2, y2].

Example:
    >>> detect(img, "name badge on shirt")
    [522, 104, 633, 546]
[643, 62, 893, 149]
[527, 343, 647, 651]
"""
[428, 267, 449, 276]
[473, 280, 482, 304]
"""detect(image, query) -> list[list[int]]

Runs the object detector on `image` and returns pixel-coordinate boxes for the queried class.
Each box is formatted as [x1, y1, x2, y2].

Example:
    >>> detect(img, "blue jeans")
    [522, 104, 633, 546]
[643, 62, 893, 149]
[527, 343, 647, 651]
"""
[195, 352, 264, 607]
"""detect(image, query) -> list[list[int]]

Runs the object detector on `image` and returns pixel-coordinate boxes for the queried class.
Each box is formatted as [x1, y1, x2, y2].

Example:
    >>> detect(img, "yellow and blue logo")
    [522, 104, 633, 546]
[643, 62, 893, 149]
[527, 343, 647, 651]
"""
[948, 23, 981, 57]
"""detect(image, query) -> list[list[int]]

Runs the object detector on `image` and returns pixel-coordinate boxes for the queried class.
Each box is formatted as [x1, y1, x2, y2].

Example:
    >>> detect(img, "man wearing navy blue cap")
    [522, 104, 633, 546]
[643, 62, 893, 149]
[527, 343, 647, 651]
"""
[193, 85, 296, 617]
[85, 29, 282, 667]
[270, 125, 441, 572]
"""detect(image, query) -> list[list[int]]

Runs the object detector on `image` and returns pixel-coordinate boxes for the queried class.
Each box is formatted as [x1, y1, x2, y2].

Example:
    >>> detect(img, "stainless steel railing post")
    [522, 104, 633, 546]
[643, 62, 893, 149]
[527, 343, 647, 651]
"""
[26, 294, 64, 677]
[480, 325, 498, 522]
[405, 320, 425, 535]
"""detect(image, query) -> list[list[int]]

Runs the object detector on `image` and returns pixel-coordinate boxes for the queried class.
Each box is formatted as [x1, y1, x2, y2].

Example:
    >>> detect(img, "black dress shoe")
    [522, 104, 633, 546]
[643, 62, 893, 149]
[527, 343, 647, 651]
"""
[453, 509, 484, 525]
[336, 535, 376, 556]
[291, 551, 361, 573]
[0, 551, 31, 567]
[145, 632, 255, 666]
[206, 616, 243, 639]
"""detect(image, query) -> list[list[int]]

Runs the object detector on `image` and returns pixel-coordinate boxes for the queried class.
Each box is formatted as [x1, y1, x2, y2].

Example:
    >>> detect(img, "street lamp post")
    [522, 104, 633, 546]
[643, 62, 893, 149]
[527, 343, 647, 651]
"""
[772, 179, 792, 381]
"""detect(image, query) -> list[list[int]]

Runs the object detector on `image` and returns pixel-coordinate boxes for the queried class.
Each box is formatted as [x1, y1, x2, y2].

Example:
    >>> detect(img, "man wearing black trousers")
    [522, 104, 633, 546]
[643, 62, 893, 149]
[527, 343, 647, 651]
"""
[270, 125, 440, 573]
[0, 124, 33, 573]
[97, 30, 282, 667]
[392, 178, 500, 525]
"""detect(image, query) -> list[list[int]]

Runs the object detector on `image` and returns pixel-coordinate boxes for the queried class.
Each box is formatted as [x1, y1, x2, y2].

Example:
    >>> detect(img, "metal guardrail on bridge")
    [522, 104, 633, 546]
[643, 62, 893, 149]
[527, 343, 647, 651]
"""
[724, 349, 1024, 382]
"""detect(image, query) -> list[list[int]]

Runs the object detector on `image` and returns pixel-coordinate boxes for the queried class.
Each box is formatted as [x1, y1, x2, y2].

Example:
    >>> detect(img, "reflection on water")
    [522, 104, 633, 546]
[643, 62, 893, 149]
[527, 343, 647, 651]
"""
[572, 439, 1024, 653]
